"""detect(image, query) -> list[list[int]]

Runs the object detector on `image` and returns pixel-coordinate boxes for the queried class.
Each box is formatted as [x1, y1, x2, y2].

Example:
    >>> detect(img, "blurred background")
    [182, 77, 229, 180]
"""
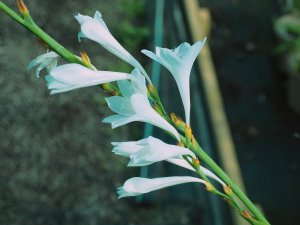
[0, 0, 299, 225]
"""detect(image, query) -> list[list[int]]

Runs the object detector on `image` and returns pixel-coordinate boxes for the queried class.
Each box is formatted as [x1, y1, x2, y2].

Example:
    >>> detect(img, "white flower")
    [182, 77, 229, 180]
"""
[75, 11, 151, 84]
[112, 136, 225, 186]
[112, 136, 194, 166]
[117, 176, 205, 198]
[28, 51, 59, 78]
[45, 63, 130, 94]
[103, 70, 180, 141]
[142, 39, 206, 125]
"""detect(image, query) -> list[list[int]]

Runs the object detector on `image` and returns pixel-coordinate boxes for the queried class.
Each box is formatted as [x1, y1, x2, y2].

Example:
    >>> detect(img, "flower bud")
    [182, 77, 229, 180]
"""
[153, 103, 164, 116]
[185, 125, 193, 146]
[170, 113, 186, 131]
[205, 181, 214, 192]
[192, 158, 200, 167]
[17, 0, 29, 15]
[223, 185, 233, 196]
[177, 141, 184, 147]
[241, 210, 252, 220]
[147, 84, 159, 100]
[80, 51, 92, 68]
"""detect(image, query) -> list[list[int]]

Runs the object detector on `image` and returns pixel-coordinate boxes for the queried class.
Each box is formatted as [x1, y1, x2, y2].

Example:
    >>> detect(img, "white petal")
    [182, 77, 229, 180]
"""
[111, 141, 142, 157]
[106, 96, 134, 116]
[117, 176, 205, 198]
[28, 51, 59, 78]
[130, 94, 180, 141]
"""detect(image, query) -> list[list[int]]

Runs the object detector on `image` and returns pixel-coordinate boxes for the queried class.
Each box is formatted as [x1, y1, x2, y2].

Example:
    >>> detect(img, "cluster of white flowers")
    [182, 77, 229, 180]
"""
[28, 11, 224, 198]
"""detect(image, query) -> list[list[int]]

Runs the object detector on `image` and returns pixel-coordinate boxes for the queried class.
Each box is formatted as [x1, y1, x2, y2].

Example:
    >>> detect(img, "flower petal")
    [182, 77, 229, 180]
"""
[130, 94, 180, 140]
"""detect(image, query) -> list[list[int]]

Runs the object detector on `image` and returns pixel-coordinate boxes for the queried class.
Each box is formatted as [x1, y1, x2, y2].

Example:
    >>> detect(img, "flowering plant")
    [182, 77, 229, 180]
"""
[0, 1, 270, 225]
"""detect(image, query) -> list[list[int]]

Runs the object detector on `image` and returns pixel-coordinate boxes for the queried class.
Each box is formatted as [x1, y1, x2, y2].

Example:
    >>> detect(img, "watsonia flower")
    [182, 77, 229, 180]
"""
[112, 136, 195, 166]
[103, 69, 180, 141]
[28, 51, 59, 78]
[142, 39, 206, 125]
[75, 11, 151, 84]
[112, 136, 225, 186]
[46, 63, 130, 94]
[117, 176, 206, 198]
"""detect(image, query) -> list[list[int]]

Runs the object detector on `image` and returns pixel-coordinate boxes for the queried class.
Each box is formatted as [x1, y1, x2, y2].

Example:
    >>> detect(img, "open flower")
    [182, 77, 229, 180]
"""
[112, 136, 225, 186]
[75, 11, 151, 84]
[103, 70, 180, 140]
[117, 176, 205, 198]
[112, 136, 194, 166]
[45, 63, 130, 94]
[142, 39, 206, 125]
[28, 51, 59, 78]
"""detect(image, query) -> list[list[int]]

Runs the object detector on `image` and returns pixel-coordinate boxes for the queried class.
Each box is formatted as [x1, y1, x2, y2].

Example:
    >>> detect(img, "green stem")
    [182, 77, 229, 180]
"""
[0, 1, 83, 65]
[192, 140, 270, 225]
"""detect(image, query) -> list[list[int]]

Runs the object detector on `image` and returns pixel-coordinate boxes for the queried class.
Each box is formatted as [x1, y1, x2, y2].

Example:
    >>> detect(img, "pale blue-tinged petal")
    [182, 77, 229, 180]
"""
[130, 94, 180, 141]
[28, 51, 59, 78]
[117, 176, 205, 198]
[182, 38, 206, 68]
[102, 114, 140, 129]
[105, 96, 134, 116]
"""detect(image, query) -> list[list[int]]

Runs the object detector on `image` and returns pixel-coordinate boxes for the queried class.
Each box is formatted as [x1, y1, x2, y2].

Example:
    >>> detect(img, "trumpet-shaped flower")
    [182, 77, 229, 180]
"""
[103, 70, 180, 140]
[112, 137, 225, 186]
[28, 51, 59, 78]
[142, 39, 206, 125]
[75, 11, 151, 84]
[112, 136, 195, 166]
[45, 63, 130, 94]
[117, 176, 205, 198]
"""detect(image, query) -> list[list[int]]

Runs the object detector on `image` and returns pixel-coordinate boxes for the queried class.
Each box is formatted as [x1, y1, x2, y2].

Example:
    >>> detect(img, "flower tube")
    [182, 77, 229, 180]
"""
[46, 63, 130, 94]
[117, 176, 206, 198]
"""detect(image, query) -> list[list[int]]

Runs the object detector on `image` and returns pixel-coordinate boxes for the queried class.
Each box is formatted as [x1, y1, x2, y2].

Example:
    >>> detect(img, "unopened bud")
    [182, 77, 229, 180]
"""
[223, 185, 233, 196]
[102, 83, 115, 92]
[185, 125, 192, 143]
[205, 182, 214, 192]
[147, 85, 159, 100]
[170, 113, 185, 131]
[241, 210, 252, 219]
[192, 158, 200, 166]
[80, 51, 92, 68]
[177, 141, 184, 147]
[17, 0, 29, 15]
[153, 103, 164, 116]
